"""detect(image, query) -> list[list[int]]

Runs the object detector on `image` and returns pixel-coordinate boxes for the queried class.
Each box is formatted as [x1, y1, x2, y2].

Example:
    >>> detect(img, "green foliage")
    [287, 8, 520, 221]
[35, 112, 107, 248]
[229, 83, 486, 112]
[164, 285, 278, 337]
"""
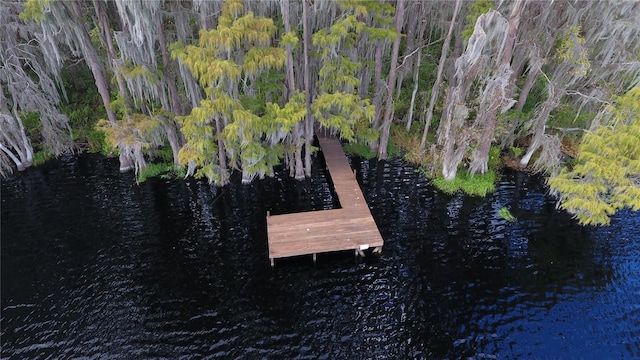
[311, 2, 389, 148]
[32, 150, 54, 166]
[554, 26, 590, 77]
[312, 93, 375, 142]
[172, 1, 283, 94]
[386, 138, 401, 159]
[19, 0, 48, 23]
[137, 162, 172, 183]
[21, 111, 43, 144]
[462, 0, 494, 41]
[313, 15, 365, 53]
[519, 76, 547, 115]
[120, 61, 160, 85]
[281, 31, 299, 49]
[432, 170, 497, 197]
[549, 104, 594, 130]
[96, 113, 165, 157]
[607, 86, 640, 125]
[152, 145, 175, 163]
[58, 64, 108, 152]
[510, 145, 523, 157]
[76, 128, 110, 154]
[344, 142, 376, 159]
[548, 87, 640, 226]
[176, 98, 221, 180]
[222, 91, 306, 181]
[243, 70, 286, 113]
[488, 145, 501, 170]
[395, 42, 441, 121]
[317, 57, 362, 93]
[171, 0, 297, 185]
[498, 207, 517, 222]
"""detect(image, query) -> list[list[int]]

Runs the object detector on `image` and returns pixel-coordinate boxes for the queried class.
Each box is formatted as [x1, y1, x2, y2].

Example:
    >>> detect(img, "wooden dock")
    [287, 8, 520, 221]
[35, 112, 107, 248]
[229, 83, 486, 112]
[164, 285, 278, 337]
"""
[266, 133, 384, 266]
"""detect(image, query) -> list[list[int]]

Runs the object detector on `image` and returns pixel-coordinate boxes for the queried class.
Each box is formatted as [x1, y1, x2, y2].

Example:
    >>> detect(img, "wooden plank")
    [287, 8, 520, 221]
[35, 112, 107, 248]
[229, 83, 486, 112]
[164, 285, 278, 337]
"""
[266, 133, 384, 262]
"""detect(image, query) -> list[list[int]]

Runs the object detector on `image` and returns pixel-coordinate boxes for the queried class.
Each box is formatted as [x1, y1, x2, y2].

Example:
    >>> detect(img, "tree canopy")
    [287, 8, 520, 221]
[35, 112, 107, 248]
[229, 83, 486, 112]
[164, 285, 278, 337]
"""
[548, 88, 640, 226]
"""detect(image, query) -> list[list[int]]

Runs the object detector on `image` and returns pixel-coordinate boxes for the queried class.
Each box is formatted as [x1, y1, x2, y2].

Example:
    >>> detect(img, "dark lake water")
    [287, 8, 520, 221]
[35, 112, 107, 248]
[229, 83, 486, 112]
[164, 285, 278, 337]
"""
[2, 152, 639, 359]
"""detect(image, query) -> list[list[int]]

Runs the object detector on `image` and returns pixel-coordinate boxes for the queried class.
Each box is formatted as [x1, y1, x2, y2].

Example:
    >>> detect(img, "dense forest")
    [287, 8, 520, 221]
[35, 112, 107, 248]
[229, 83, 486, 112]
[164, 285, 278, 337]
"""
[1, 0, 639, 226]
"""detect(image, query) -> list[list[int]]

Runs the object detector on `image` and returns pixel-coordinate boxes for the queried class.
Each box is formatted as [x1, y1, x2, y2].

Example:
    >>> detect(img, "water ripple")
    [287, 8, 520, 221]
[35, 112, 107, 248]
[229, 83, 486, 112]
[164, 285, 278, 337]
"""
[2, 154, 640, 358]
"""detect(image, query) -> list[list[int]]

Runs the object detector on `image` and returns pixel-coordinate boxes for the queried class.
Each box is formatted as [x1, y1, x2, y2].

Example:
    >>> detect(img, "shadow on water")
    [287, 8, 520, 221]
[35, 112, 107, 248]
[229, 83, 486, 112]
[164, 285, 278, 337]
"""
[2, 153, 639, 359]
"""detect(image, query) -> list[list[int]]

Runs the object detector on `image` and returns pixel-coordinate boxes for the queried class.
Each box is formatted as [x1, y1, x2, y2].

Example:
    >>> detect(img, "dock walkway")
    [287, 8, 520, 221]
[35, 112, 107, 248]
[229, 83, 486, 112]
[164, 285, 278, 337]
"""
[266, 134, 384, 266]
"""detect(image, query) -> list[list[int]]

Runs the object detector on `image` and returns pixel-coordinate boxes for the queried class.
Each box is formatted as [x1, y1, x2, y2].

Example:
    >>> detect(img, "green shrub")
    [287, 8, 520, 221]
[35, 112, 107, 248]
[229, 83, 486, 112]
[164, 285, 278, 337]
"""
[32, 150, 54, 166]
[74, 128, 110, 154]
[510, 145, 523, 157]
[152, 145, 175, 163]
[432, 170, 497, 197]
[488, 145, 501, 169]
[549, 104, 594, 130]
[520, 76, 547, 114]
[137, 162, 172, 183]
[432, 176, 460, 195]
[21, 111, 43, 145]
[386, 138, 401, 158]
[344, 142, 376, 159]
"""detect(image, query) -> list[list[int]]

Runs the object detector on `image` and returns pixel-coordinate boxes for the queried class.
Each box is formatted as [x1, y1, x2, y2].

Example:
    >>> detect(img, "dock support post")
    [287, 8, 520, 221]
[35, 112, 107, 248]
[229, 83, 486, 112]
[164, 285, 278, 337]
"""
[373, 246, 382, 254]
[312, 253, 317, 264]
[270, 257, 274, 268]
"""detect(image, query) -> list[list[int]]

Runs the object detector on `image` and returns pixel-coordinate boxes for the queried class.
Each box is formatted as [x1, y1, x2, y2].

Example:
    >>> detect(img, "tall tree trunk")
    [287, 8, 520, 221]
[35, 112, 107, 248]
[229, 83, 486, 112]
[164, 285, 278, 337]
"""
[3, 107, 34, 169]
[157, 21, 182, 117]
[377, 0, 405, 160]
[369, 42, 385, 152]
[157, 17, 184, 168]
[419, 0, 462, 151]
[515, 60, 542, 111]
[68, 1, 133, 172]
[163, 122, 182, 168]
[215, 117, 228, 183]
[68, 1, 116, 125]
[93, 0, 132, 113]
[281, 0, 305, 180]
[302, 0, 313, 177]
[468, 0, 525, 175]
[438, 59, 483, 181]
[520, 83, 561, 167]
[440, 89, 468, 181]
[0, 143, 26, 171]
[406, 48, 421, 131]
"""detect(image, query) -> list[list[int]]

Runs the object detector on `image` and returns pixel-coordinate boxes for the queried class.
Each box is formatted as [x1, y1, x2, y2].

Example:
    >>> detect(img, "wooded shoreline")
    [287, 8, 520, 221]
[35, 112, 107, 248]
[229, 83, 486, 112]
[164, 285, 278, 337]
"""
[2, 0, 639, 225]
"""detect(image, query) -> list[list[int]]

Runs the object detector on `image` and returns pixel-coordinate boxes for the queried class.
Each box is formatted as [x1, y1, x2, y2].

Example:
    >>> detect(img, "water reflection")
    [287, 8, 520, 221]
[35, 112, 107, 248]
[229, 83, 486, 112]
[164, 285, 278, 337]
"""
[2, 153, 639, 359]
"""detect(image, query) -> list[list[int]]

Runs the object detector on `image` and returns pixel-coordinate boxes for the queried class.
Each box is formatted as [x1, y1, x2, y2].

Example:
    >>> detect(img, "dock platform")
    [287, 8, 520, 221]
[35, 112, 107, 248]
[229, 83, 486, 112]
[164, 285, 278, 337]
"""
[266, 134, 383, 266]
